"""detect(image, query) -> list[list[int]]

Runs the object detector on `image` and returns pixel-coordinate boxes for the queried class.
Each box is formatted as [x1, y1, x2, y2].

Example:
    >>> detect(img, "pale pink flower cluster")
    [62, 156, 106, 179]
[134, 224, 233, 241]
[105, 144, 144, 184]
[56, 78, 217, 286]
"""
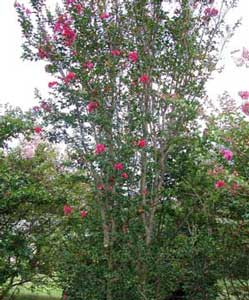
[232, 47, 249, 68]
[21, 138, 40, 159]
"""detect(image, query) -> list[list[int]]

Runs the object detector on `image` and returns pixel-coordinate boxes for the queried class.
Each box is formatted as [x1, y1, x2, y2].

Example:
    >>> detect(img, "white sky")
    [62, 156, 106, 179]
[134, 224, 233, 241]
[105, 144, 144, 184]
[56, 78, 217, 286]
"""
[0, 0, 249, 111]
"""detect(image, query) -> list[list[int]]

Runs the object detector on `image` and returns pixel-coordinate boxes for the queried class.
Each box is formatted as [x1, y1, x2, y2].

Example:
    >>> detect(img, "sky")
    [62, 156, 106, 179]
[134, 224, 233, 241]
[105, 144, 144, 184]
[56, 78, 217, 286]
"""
[0, 0, 249, 111]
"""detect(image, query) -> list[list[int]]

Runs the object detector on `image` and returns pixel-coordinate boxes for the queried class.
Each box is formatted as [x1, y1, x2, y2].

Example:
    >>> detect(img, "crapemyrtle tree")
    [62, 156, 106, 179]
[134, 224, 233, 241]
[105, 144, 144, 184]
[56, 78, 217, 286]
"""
[16, 0, 240, 299]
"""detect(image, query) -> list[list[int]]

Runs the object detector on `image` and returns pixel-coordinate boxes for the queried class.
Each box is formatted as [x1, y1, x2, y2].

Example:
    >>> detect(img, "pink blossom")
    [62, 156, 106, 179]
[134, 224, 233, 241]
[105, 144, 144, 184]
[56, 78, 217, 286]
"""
[25, 8, 32, 15]
[75, 4, 83, 14]
[242, 102, 249, 115]
[95, 144, 106, 154]
[111, 49, 121, 56]
[21, 137, 41, 159]
[38, 47, 48, 59]
[83, 61, 94, 69]
[242, 47, 249, 60]
[48, 81, 58, 88]
[204, 7, 218, 17]
[139, 74, 150, 84]
[114, 163, 124, 171]
[100, 12, 110, 20]
[66, 0, 76, 5]
[34, 126, 42, 134]
[63, 72, 76, 84]
[14, 1, 21, 8]
[53, 15, 76, 46]
[137, 139, 147, 148]
[238, 91, 249, 100]
[121, 172, 129, 179]
[64, 204, 73, 215]
[63, 26, 77, 46]
[22, 145, 36, 159]
[54, 15, 66, 33]
[97, 183, 105, 190]
[215, 180, 225, 189]
[128, 51, 138, 63]
[80, 210, 88, 218]
[40, 101, 51, 112]
[87, 101, 99, 113]
[220, 149, 233, 161]
[33, 106, 40, 113]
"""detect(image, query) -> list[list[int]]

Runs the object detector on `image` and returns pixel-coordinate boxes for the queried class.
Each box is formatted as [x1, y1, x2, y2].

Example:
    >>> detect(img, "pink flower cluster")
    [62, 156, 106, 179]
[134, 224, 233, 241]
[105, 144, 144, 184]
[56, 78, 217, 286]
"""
[38, 47, 49, 59]
[83, 61, 94, 69]
[111, 49, 121, 56]
[121, 172, 129, 179]
[238, 91, 249, 100]
[40, 101, 51, 112]
[66, 0, 76, 5]
[128, 51, 138, 63]
[215, 180, 225, 189]
[74, 4, 83, 14]
[34, 126, 42, 134]
[95, 144, 106, 154]
[137, 139, 146, 148]
[100, 12, 110, 20]
[204, 7, 219, 17]
[139, 74, 150, 84]
[48, 81, 58, 88]
[114, 163, 124, 170]
[87, 101, 99, 113]
[33, 101, 51, 113]
[54, 15, 77, 47]
[220, 149, 233, 161]
[64, 204, 73, 215]
[242, 102, 249, 116]
[80, 210, 88, 218]
[63, 72, 76, 84]
[63, 205, 88, 218]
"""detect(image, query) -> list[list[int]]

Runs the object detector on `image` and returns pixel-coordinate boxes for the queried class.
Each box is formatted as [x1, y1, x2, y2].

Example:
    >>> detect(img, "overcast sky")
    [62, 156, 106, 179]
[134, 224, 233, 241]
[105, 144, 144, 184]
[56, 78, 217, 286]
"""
[0, 0, 249, 111]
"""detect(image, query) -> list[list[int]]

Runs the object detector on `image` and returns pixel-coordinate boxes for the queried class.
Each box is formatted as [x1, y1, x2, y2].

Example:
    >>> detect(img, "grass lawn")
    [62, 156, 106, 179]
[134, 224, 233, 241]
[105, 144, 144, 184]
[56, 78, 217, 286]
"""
[10, 295, 60, 300]
[6, 284, 62, 300]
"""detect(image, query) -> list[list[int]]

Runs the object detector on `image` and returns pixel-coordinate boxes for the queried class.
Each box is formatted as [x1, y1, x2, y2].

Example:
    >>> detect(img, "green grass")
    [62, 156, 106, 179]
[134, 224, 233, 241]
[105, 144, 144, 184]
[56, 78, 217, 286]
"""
[6, 283, 62, 300]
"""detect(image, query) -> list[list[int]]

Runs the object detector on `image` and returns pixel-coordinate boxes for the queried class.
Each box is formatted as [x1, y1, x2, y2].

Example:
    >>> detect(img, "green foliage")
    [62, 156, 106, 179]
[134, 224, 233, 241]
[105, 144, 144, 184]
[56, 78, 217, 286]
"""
[0, 105, 32, 148]
[0, 110, 90, 299]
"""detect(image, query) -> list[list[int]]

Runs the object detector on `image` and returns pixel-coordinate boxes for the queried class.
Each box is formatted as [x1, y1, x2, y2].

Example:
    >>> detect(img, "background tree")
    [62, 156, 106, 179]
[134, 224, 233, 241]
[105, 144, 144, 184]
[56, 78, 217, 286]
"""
[0, 108, 89, 299]
[205, 111, 249, 300]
